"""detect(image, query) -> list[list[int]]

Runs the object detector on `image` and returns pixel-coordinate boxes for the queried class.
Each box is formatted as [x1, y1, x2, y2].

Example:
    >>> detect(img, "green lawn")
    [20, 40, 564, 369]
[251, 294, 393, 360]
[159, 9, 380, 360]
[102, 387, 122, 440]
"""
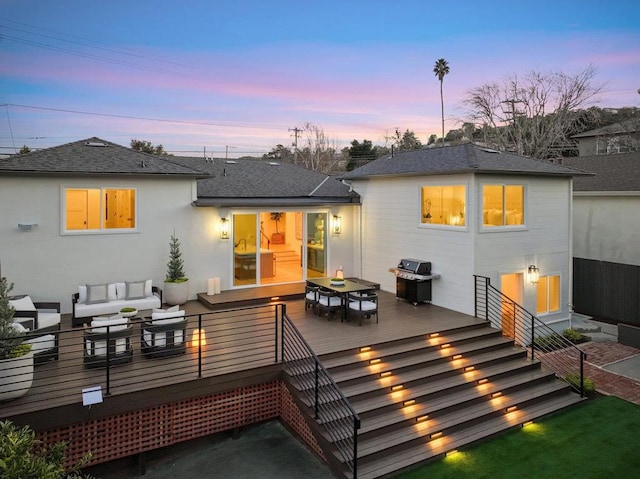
[395, 396, 640, 479]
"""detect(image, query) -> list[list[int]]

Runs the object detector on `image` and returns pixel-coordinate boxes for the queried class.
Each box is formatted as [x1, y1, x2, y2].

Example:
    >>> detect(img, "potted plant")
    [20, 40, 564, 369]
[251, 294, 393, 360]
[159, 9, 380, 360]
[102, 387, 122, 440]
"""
[270, 212, 285, 244]
[0, 275, 34, 402]
[164, 232, 189, 305]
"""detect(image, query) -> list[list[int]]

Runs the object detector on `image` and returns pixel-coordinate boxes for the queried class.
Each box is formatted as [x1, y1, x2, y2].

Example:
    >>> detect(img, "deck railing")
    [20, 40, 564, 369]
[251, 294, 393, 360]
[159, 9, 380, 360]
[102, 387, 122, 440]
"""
[279, 303, 361, 478]
[474, 275, 587, 396]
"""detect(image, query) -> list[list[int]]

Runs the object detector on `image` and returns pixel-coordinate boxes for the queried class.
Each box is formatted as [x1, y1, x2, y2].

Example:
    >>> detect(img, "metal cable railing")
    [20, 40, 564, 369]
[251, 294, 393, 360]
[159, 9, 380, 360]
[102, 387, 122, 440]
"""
[474, 275, 587, 397]
[278, 304, 361, 478]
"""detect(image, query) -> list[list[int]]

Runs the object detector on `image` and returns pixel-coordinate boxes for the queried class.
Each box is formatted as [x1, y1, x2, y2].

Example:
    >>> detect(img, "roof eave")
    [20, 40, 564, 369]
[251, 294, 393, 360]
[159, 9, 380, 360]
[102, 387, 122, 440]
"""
[193, 196, 361, 207]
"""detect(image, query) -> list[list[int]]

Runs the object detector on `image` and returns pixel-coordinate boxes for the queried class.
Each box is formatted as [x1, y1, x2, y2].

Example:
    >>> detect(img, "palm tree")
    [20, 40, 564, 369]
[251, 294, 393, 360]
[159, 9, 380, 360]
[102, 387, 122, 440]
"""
[433, 58, 450, 146]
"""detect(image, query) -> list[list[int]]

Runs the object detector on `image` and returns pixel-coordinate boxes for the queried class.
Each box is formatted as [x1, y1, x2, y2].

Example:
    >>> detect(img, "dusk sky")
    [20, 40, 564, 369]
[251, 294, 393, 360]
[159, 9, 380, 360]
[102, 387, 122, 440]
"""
[1, 1, 639, 157]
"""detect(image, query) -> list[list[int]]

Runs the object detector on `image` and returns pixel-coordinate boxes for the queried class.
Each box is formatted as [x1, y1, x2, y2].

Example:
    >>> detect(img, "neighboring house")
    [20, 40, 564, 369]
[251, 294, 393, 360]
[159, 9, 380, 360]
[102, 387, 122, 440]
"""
[0, 137, 359, 314]
[571, 119, 640, 156]
[340, 143, 591, 329]
[562, 152, 640, 324]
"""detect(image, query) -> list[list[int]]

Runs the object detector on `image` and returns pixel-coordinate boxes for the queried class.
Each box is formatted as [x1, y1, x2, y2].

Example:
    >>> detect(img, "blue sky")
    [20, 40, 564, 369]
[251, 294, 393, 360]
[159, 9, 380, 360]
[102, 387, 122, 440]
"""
[1, 0, 639, 157]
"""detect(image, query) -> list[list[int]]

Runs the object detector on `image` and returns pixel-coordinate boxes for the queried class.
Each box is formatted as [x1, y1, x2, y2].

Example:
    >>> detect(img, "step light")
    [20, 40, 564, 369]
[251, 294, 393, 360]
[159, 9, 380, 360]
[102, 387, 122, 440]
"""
[506, 405, 517, 413]
[403, 399, 416, 407]
[429, 332, 440, 338]
[416, 415, 429, 423]
[446, 449, 459, 457]
[464, 366, 475, 372]
[380, 371, 392, 378]
[391, 384, 404, 392]
[430, 431, 443, 439]
[477, 378, 489, 385]
[451, 354, 462, 360]
[522, 421, 534, 428]
[369, 358, 381, 365]
[491, 391, 502, 398]
[360, 346, 372, 353]
[440, 343, 451, 349]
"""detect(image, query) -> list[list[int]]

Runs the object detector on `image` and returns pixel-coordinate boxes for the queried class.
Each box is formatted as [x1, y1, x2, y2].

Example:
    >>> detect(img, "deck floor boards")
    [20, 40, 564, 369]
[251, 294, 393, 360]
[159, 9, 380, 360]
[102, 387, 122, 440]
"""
[1, 289, 482, 420]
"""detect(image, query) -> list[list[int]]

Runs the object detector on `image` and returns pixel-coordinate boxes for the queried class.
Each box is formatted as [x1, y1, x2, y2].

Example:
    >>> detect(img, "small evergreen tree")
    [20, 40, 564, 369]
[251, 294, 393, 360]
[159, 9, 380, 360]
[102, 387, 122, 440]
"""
[165, 233, 187, 282]
[0, 275, 28, 359]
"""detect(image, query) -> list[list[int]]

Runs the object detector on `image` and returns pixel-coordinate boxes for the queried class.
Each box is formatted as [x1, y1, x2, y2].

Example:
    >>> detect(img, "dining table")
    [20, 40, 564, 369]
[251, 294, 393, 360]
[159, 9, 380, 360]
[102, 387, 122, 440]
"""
[306, 277, 376, 320]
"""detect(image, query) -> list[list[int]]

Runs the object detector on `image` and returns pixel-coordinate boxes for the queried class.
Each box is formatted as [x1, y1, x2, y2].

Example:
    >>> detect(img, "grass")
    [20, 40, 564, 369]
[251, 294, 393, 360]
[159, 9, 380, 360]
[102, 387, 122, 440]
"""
[395, 396, 640, 479]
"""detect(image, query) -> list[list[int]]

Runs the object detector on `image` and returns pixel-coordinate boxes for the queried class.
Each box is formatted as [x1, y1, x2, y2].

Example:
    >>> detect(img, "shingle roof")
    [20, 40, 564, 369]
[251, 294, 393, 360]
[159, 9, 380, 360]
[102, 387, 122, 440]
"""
[339, 143, 591, 180]
[572, 119, 639, 139]
[0, 137, 209, 178]
[167, 156, 360, 207]
[561, 152, 640, 192]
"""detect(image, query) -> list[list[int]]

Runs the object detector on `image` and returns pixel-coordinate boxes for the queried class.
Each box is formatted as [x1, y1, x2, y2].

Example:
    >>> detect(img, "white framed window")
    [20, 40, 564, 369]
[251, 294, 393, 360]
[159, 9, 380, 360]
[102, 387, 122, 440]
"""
[481, 184, 525, 228]
[536, 275, 561, 315]
[62, 187, 137, 233]
[421, 184, 467, 227]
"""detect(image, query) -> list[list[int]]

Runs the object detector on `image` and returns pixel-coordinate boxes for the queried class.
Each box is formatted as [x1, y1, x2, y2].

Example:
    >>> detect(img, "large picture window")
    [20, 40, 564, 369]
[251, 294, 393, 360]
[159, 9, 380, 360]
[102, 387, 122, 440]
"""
[421, 185, 466, 226]
[64, 187, 136, 231]
[482, 184, 524, 227]
[536, 275, 560, 315]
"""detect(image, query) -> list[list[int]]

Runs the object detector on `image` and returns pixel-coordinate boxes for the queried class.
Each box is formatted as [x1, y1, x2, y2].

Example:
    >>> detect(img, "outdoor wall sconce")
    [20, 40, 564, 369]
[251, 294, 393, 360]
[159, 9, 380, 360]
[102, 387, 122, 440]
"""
[220, 218, 229, 239]
[18, 223, 37, 232]
[528, 265, 540, 284]
[332, 215, 342, 235]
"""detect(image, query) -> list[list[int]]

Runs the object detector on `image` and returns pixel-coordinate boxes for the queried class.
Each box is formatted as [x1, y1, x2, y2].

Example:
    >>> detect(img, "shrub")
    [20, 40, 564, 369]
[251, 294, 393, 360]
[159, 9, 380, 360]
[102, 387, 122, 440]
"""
[562, 328, 590, 344]
[532, 332, 566, 351]
[565, 373, 596, 396]
[0, 420, 93, 479]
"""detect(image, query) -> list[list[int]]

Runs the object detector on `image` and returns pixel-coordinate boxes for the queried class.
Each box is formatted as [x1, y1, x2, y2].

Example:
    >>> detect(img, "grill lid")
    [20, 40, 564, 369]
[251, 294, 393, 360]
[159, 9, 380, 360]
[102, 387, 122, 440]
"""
[398, 259, 431, 275]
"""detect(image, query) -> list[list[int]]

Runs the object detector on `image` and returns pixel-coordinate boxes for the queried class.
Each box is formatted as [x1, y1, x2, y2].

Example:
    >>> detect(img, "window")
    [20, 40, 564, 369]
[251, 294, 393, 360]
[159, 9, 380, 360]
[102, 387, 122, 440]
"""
[482, 184, 524, 227]
[536, 275, 560, 315]
[64, 188, 136, 231]
[421, 185, 466, 226]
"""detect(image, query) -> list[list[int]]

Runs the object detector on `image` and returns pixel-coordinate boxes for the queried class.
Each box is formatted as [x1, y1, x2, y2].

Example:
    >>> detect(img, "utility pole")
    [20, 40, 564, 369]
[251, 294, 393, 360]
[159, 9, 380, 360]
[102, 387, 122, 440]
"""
[289, 127, 302, 164]
[501, 99, 524, 155]
[225, 145, 236, 159]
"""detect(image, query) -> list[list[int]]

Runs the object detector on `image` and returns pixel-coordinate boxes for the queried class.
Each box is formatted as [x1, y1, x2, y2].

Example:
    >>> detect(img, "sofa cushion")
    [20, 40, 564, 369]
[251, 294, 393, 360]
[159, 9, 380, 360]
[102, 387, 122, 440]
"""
[11, 322, 28, 333]
[38, 312, 61, 329]
[86, 284, 109, 304]
[126, 281, 146, 300]
[25, 334, 56, 354]
[90, 316, 129, 333]
[145, 279, 152, 297]
[115, 282, 126, 299]
[151, 310, 186, 320]
[9, 295, 36, 311]
[153, 305, 180, 314]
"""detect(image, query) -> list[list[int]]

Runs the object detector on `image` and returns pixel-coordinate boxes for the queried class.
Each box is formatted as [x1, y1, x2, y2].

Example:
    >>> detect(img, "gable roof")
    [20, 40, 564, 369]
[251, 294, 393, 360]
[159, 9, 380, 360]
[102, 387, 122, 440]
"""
[0, 137, 209, 178]
[167, 156, 360, 207]
[572, 119, 640, 139]
[339, 143, 591, 180]
[561, 152, 640, 192]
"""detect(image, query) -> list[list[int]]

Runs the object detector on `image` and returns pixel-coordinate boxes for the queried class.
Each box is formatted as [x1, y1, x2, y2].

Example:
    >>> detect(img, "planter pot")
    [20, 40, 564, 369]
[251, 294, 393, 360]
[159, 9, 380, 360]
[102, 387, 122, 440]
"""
[164, 281, 189, 306]
[0, 350, 34, 402]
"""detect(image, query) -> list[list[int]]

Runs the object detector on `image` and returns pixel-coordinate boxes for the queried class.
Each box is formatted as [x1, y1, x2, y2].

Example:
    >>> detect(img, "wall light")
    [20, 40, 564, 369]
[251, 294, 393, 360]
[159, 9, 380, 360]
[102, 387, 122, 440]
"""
[528, 265, 539, 284]
[220, 218, 230, 239]
[332, 215, 342, 235]
[18, 223, 37, 232]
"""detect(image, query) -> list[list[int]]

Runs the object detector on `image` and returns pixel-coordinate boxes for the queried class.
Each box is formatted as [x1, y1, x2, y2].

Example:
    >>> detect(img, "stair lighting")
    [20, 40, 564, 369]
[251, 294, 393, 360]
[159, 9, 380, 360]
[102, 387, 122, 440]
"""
[440, 343, 451, 349]
[522, 421, 534, 428]
[391, 384, 404, 392]
[416, 415, 429, 423]
[403, 399, 416, 407]
[491, 391, 502, 398]
[370, 358, 382, 365]
[429, 332, 440, 338]
[380, 371, 392, 378]
[506, 405, 518, 413]
[451, 354, 462, 360]
[446, 449, 459, 457]
[360, 346, 372, 353]
[430, 431, 443, 439]
[477, 378, 489, 385]
[464, 366, 475, 372]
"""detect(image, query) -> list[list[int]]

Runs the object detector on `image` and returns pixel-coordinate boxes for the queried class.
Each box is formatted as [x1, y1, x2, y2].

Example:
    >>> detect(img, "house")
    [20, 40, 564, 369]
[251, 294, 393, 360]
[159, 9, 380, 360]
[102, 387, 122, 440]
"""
[571, 119, 640, 156]
[339, 143, 591, 329]
[561, 152, 640, 323]
[0, 137, 359, 314]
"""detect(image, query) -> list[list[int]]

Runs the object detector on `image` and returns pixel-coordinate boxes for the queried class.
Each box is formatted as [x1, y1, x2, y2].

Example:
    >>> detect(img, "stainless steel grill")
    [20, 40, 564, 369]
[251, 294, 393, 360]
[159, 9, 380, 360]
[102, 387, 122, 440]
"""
[389, 259, 437, 305]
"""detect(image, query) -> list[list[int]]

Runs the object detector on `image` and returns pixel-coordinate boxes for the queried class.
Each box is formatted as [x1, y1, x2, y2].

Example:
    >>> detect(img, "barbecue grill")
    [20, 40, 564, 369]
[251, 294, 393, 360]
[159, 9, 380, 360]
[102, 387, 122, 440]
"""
[389, 258, 439, 305]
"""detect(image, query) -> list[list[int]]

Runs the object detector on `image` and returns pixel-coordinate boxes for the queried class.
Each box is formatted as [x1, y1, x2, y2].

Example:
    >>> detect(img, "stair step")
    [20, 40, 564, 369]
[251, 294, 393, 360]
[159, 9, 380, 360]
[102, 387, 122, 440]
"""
[356, 392, 584, 479]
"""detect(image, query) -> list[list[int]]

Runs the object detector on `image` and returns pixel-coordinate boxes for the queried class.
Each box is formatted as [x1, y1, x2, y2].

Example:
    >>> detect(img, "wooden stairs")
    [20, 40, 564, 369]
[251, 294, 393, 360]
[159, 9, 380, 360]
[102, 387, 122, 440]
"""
[284, 321, 585, 479]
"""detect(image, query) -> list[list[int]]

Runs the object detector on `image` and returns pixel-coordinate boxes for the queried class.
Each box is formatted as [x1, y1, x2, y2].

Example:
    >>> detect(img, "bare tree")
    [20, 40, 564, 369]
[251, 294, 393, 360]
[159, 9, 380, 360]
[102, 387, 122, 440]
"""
[463, 65, 603, 159]
[295, 122, 342, 173]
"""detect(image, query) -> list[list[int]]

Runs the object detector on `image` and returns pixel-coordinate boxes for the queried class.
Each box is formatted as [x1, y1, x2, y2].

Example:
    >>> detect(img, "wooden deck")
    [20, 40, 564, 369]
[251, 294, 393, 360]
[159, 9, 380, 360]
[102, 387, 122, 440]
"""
[2, 290, 482, 428]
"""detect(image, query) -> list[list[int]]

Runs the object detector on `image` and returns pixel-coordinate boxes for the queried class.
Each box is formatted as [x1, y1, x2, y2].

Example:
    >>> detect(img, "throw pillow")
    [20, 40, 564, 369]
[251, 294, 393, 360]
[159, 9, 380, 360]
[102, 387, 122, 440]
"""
[115, 282, 127, 300]
[144, 279, 153, 297]
[86, 284, 109, 304]
[78, 285, 87, 304]
[126, 281, 146, 300]
[9, 295, 36, 311]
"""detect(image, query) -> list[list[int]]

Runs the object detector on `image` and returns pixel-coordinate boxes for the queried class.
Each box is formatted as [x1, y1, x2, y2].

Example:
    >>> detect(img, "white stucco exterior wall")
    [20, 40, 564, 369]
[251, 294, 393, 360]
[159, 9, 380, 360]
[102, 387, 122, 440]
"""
[573, 193, 640, 266]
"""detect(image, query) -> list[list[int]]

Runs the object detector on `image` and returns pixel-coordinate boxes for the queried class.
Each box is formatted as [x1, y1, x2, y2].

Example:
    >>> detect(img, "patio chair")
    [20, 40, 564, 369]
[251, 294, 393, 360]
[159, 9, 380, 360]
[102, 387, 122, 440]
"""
[304, 284, 320, 313]
[83, 316, 133, 368]
[141, 308, 188, 358]
[347, 291, 379, 326]
[9, 295, 61, 364]
[317, 288, 343, 320]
